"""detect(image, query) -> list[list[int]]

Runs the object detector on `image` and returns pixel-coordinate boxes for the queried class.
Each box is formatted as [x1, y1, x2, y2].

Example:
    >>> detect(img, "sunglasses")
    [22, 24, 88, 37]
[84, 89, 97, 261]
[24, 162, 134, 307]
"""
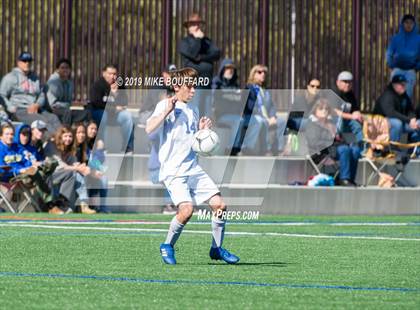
[256, 70, 267, 75]
[309, 84, 320, 89]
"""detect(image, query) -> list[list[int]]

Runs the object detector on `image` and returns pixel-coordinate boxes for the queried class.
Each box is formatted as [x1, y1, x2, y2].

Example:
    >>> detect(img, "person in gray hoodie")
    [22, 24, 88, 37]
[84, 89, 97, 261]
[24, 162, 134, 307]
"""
[47, 58, 90, 125]
[0, 52, 61, 135]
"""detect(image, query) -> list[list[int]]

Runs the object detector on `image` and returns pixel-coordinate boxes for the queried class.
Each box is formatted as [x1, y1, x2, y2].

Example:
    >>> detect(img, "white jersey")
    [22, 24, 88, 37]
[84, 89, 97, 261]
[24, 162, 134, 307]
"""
[148, 99, 201, 182]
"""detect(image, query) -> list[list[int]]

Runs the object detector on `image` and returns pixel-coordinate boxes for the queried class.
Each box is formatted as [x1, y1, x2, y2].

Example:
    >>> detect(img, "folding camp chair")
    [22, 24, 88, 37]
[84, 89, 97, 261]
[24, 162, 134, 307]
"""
[362, 114, 420, 186]
[0, 167, 42, 213]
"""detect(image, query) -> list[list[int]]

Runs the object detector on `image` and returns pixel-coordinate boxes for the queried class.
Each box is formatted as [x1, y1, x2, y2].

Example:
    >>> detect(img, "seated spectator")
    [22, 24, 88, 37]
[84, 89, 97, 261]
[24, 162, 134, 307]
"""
[89, 64, 133, 153]
[330, 71, 363, 144]
[47, 58, 90, 125]
[44, 126, 96, 214]
[212, 59, 243, 155]
[243, 64, 287, 155]
[30, 120, 48, 159]
[287, 78, 321, 132]
[386, 14, 419, 100]
[73, 122, 109, 213]
[0, 52, 61, 135]
[138, 64, 176, 126]
[14, 124, 43, 163]
[373, 74, 420, 144]
[305, 98, 361, 186]
[0, 123, 58, 212]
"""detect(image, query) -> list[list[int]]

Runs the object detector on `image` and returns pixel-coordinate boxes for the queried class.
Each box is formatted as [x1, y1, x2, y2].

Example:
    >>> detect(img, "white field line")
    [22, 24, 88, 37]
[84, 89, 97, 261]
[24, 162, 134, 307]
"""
[1, 223, 419, 242]
[0, 221, 418, 226]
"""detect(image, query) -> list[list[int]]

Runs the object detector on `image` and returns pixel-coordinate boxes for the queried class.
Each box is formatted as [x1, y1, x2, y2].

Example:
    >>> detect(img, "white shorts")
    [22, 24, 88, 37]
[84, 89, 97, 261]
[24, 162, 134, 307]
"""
[163, 170, 220, 206]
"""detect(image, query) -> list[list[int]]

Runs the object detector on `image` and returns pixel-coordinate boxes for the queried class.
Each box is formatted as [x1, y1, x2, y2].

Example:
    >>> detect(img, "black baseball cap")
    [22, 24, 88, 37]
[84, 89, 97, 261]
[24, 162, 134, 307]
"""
[17, 52, 34, 62]
[391, 74, 408, 84]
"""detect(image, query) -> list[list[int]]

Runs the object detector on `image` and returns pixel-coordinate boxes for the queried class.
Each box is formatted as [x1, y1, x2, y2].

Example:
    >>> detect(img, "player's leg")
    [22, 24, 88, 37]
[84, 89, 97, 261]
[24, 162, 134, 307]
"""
[160, 177, 193, 264]
[207, 194, 239, 264]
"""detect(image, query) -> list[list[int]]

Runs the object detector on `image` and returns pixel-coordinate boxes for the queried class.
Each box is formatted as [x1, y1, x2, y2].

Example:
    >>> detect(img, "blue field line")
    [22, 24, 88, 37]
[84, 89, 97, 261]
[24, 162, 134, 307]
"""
[0, 271, 418, 293]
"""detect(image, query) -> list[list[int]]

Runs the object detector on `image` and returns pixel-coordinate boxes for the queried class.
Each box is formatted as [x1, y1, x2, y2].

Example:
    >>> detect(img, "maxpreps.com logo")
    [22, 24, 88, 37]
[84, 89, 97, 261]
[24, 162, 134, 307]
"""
[197, 209, 260, 221]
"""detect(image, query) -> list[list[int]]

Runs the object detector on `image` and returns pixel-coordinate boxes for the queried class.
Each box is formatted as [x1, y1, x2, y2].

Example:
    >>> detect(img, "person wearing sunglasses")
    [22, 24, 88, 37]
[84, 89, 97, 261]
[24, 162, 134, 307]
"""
[287, 78, 321, 132]
[0, 52, 62, 137]
[305, 98, 361, 186]
[242, 65, 287, 155]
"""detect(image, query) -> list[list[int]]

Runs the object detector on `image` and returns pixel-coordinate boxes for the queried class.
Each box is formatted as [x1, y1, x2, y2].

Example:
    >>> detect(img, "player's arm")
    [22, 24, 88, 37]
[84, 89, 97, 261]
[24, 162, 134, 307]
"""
[145, 97, 177, 134]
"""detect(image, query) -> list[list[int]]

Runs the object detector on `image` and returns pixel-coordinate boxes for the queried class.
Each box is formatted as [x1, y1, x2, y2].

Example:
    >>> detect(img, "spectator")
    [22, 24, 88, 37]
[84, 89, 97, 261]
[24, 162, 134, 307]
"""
[89, 64, 134, 153]
[0, 52, 61, 135]
[14, 124, 43, 163]
[212, 59, 243, 155]
[30, 120, 48, 160]
[44, 126, 96, 214]
[386, 14, 420, 100]
[47, 58, 90, 125]
[331, 71, 363, 144]
[373, 74, 420, 143]
[287, 78, 321, 132]
[138, 64, 176, 126]
[179, 13, 221, 117]
[243, 64, 287, 155]
[305, 98, 361, 186]
[0, 123, 58, 212]
[73, 122, 109, 213]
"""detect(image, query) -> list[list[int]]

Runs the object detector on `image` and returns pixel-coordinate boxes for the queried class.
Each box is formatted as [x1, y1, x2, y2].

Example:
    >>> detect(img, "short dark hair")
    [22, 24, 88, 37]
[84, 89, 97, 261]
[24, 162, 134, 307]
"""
[402, 14, 415, 24]
[102, 64, 118, 72]
[56, 58, 72, 69]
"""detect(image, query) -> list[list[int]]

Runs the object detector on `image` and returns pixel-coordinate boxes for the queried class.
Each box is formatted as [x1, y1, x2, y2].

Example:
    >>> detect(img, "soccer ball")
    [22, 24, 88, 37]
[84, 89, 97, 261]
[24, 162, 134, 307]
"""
[191, 129, 220, 156]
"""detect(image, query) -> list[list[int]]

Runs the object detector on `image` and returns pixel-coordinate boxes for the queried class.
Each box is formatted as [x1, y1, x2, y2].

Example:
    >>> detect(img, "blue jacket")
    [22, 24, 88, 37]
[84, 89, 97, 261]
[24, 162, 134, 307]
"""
[13, 124, 43, 162]
[386, 17, 420, 70]
[0, 140, 32, 181]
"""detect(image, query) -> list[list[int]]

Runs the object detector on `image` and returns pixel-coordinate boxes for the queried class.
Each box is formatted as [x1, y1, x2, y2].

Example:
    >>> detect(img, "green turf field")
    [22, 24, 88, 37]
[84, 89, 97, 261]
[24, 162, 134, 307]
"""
[0, 213, 419, 309]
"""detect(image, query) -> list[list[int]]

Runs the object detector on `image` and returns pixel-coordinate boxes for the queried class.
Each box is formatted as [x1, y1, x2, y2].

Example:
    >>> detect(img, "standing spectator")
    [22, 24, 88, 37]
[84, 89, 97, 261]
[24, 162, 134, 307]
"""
[331, 71, 363, 144]
[179, 13, 221, 117]
[287, 78, 321, 132]
[47, 58, 90, 125]
[212, 59, 243, 155]
[89, 64, 134, 153]
[305, 98, 361, 186]
[243, 65, 287, 155]
[373, 74, 420, 143]
[386, 14, 420, 100]
[0, 52, 61, 135]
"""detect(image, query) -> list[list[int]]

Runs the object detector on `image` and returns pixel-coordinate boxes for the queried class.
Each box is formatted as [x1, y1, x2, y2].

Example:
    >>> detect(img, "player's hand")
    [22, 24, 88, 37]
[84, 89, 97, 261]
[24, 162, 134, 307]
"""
[199, 116, 212, 129]
[115, 105, 124, 111]
[268, 117, 277, 127]
[165, 96, 177, 114]
[409, 118, 419, 130]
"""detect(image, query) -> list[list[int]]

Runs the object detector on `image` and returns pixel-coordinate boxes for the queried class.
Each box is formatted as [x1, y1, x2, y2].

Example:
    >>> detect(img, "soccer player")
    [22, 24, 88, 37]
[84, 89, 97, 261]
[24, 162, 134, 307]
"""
[146, 67, 240, 265]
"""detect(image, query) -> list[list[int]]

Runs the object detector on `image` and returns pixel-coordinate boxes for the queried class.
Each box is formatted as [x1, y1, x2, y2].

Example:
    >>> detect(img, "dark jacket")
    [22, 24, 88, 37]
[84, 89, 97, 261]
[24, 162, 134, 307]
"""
[212, 59, 243, 119]
[288, 92, 318, 119]
[178, 34, 221, 83]
[13, 124, 43, 162]
[373, 83, 414, 123]
[304, 117, 342, 164]
[244, 84, 276, 120]
[89, 77, 127, 110]
[386, 16, 420, 70]
[331, 85, 360, 112]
